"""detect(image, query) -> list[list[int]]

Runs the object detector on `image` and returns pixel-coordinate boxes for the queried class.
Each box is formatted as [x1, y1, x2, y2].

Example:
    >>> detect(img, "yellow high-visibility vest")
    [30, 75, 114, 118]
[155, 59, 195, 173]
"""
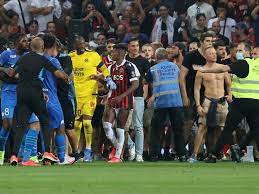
[231, 58, 259, 99]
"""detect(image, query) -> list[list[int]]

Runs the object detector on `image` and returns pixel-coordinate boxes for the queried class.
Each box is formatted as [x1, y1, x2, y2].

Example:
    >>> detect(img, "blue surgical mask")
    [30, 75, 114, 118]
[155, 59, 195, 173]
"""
[236, 52, 244, 60]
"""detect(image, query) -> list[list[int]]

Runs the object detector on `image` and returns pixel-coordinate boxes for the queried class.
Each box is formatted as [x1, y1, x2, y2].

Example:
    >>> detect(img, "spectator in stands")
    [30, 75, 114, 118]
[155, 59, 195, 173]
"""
[122, 18, 149, 44]
[112, 2, 145, 32]
[81, 1, 109, 34]
[46, 21, 56, 35]
[251, 2, 259, 46]
[232, 22, 254, 45]
[190, 13, 208, 41]
[210, 20, 230, 45]
[96, 33, 107, 46]
[189, 41, 199, 52]
[29, 0, 55, 32]
[6, 10, 22, 35]
[151, 3, 175, 47]
[187, 0, 216, 27]
[173, 9, 190, 43]
[115, 23, 126, 43]
[207, 2, 236, 42]
[26, 20, 40, 39]
[0, 0, 31, 28]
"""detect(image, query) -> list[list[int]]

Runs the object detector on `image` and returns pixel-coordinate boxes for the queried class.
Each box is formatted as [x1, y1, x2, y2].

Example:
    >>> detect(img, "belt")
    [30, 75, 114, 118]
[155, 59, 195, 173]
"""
[205, 96, 226, 105]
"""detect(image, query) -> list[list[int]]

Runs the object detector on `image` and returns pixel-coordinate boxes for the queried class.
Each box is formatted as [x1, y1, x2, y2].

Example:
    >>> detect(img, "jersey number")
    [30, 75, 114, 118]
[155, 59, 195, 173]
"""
[2, 108, 9, 116]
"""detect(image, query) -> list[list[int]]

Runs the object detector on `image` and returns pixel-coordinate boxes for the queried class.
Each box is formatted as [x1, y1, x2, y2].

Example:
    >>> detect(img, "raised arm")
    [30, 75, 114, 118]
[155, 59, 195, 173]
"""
[193, 64, 230, 73]
[251, 5, 259, 20]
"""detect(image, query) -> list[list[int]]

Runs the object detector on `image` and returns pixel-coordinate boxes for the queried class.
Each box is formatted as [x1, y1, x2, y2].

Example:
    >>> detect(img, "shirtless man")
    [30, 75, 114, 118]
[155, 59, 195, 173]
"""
[189, 46, 232, 163]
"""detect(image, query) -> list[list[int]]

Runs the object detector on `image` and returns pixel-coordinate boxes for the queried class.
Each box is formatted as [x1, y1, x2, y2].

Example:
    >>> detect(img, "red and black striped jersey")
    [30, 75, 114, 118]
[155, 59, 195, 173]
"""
[102, 55, 113, 68]
[108, 59, 138, 109]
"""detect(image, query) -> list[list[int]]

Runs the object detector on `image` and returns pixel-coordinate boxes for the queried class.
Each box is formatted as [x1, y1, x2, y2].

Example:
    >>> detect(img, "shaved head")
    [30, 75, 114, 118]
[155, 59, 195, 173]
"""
[30, 37, 44, 53]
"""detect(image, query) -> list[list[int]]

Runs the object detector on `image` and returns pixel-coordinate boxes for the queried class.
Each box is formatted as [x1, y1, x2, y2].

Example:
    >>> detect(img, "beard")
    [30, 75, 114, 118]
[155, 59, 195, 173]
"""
[171, 53, 180, 59]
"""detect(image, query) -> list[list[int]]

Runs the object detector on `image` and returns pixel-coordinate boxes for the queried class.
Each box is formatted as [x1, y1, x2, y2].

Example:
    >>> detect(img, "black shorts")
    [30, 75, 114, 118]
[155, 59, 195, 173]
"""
[60, 99, 75, 130]
[92, 104, 105, 128]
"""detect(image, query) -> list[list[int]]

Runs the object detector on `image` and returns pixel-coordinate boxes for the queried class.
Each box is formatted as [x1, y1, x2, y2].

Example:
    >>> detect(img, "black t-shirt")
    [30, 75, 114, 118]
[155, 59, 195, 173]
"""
[16, 52, 57, 88]
[219, 58, 233, 66]
[182, 49, 206, 99]
[57, 55, 73, 101]
[230, 59, 249, 78]
[126, 55, 150, 97]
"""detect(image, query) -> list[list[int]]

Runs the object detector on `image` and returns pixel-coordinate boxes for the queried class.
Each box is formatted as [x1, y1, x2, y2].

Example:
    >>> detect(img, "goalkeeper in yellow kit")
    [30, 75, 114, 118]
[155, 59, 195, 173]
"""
[69, 36, 116, 162]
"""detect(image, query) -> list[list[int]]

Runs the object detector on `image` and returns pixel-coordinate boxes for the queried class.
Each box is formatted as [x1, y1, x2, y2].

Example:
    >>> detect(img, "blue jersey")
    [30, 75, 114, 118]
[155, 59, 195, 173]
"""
[43, 55, 64, 129]
[0, 49, 20, 92]
[42, 55, 63, 103]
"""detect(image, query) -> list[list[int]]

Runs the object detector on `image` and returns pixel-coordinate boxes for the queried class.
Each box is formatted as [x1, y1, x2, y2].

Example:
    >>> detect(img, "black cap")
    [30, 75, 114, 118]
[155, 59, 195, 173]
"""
[113, 43, 127, 51]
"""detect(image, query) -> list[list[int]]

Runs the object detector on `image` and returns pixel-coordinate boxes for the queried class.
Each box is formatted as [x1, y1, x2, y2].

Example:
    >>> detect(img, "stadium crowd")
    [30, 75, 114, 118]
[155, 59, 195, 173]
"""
[0, 0, 259, 166]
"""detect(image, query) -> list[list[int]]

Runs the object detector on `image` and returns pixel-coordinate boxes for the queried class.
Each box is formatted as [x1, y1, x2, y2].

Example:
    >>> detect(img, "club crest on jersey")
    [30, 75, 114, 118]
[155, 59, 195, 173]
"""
[84, 58, 88, 62]
[119, 67, 124, 74]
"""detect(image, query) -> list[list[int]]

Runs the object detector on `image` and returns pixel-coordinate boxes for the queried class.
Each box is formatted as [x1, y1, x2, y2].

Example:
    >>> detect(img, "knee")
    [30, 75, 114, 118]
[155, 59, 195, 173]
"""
[56, 126, 66, 135]
[83, 120, 92, 134]
[2, 120, 13, 131]
[29, 122, 40, 131]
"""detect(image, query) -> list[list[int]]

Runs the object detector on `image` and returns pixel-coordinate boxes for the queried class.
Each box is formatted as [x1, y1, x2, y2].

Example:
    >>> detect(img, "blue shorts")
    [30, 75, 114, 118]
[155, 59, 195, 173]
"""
[28, 113, 39, 123]
[1, 91, 39, 123]
[1, 91, 16, 119]
[47, 102, 64, 129]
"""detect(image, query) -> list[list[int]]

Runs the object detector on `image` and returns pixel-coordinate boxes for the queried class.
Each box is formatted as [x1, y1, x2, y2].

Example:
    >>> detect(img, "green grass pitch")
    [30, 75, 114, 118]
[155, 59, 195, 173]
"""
[1, 161, 259, 194]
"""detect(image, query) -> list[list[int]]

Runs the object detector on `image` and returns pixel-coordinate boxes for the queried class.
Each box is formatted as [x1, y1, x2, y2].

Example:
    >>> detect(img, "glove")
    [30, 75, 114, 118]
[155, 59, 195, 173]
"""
[105, 77, 117, 90]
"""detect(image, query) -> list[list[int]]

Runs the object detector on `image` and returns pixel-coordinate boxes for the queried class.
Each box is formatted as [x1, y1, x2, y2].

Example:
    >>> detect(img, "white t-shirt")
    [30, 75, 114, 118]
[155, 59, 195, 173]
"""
[208, 17, 236, 41]
[3, 0, 31, 27]
[187, 2, 216, 27]
[29, 0, 54, 32]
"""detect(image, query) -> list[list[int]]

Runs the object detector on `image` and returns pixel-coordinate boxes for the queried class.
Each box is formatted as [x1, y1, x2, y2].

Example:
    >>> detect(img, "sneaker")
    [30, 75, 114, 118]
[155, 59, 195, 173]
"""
[136, 154, 144, 162]
[108, 157, 122, 163]
[71, 152, 84, 162]
[150, 155, 159, 162]
[10, 155, 18, 166]
[128, 145, 135, 161]
[0, 151, 5, 166]
[230, 144, 241, 163]
[188, 157, 198, 164]
[30, 156, 39, 164]
[43, 152, 59, 163]
[179, 155, 187, 162]
[221, 154, 231, 161]
[241, 153, 254, 163]
[205, 154, 217, 163]
[58, 155, 75, 165]
[84, 149, 92, 163]
[109, 147, 116, 160]
[93, 154, 106, 161]
[21, 160, 41, 167]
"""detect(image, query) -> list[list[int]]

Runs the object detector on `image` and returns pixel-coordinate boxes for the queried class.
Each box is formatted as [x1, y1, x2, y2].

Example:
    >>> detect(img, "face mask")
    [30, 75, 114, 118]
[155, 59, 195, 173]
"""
[236, 52, 244, 60]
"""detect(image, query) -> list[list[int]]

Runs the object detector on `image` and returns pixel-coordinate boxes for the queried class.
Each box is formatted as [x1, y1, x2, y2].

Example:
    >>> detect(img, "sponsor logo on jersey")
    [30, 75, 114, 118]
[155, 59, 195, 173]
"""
[113, 75, 124, 80]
